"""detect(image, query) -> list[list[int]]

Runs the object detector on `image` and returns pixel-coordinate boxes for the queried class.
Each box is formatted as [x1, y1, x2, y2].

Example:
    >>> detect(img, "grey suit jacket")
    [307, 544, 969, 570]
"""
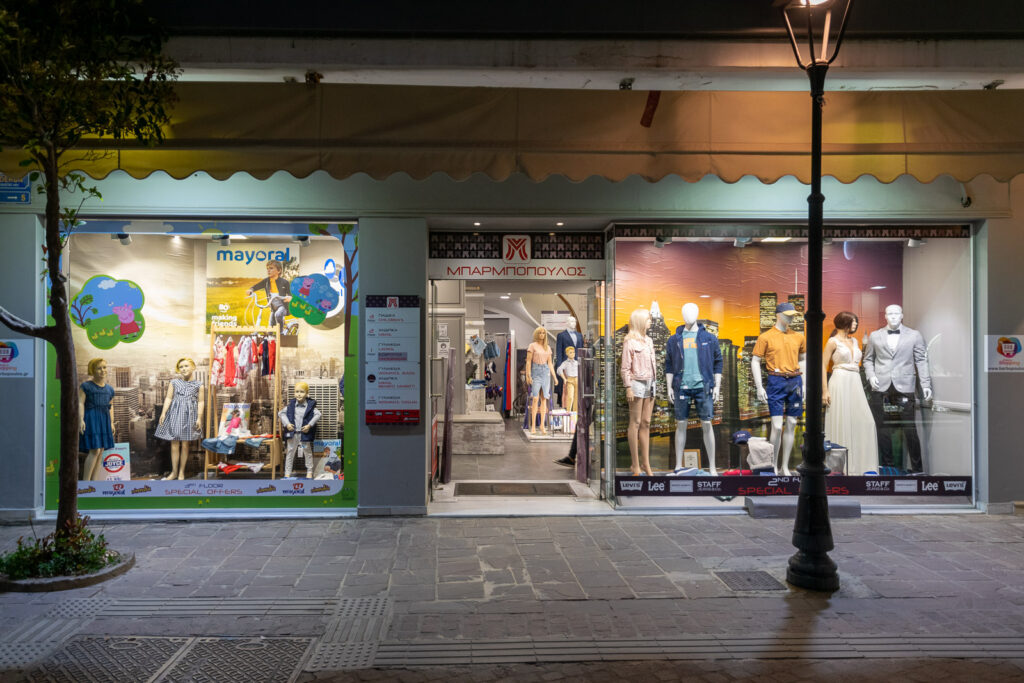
[862, 325, 932, 395]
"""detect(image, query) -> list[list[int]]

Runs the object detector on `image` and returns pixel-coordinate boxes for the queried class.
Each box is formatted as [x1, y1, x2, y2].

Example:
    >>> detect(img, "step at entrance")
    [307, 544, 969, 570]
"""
[454, 482, 575, 496]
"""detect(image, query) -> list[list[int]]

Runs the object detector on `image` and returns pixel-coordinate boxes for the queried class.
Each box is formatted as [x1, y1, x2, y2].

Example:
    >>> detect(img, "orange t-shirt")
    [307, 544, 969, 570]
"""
[752, 327, 806, 374]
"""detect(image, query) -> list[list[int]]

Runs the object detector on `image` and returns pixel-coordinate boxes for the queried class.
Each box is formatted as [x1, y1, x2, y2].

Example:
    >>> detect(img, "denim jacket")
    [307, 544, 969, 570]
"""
[664, 324, 723, 394]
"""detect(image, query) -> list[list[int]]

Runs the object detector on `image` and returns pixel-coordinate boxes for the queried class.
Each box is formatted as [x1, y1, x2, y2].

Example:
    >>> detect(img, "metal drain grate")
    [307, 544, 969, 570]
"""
[22, 636, 188, 683]
[455, 482, 575, 496]
[164, 637, 313, 682]
[96, 597, 337, 618]
[713, 570, 788, 592]
[306, 642, 379, 671]
[46, 597, 114, 619]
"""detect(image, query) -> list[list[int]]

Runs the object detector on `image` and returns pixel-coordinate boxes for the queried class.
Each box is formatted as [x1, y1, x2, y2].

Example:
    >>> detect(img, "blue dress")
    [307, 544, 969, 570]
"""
[79, 381, 115, 451]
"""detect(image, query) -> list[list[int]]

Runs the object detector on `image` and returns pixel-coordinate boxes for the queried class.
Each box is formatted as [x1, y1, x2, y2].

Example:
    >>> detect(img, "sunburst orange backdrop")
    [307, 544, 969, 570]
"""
[614, 240, 904, 345]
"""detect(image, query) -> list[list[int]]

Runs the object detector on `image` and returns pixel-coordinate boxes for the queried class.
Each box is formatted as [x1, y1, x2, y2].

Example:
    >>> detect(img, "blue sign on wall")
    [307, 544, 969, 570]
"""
[0, 175, 31, 204]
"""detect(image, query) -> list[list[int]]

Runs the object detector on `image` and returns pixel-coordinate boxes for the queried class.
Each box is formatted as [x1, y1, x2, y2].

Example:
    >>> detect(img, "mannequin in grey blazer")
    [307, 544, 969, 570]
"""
[862, 305, 932, 472]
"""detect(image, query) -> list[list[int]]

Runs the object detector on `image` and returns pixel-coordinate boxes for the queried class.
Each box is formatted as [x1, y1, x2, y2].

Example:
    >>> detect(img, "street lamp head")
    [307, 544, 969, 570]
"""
[777, 0, 854, 70]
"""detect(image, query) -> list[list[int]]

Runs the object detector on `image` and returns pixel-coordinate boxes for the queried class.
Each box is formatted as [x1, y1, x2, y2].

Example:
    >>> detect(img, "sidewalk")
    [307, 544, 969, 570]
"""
[1, 513, 1024, 681]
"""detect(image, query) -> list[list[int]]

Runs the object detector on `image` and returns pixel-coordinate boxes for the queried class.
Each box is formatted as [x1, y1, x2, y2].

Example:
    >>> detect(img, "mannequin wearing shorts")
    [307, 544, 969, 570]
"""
[751, 303, 806, 476]
[621, 308, 657, 476]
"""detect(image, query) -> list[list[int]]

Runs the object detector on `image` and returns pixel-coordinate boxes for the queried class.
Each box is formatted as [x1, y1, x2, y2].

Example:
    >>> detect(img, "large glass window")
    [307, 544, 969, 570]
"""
[48, 221, 359, 511]
[610, 226, 973, 506]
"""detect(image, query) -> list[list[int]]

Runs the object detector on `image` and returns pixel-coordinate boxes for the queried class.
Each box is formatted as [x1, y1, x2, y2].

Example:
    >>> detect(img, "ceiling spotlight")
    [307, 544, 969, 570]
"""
[111, 233, 132, 246]
[292, 235, 311, 246]
[653, 235, 672, 249]
[555, 222, 564, 227]
[870, 285, 886, 290]
[499, 295, 510, 300]
[907, 238, 926, 248]
[213, 234, 231, 247]
[473, 222, 481, 227]
[733, 237, 752, 248]
[699, 294, 711, 298]
[762, 237, 792, 243]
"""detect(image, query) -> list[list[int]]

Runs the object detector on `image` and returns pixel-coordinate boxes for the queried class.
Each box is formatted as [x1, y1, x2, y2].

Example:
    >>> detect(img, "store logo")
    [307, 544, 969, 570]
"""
[944, 480, 968, 492]
[103, 453, 126, 473]
[132, 485, 152, 495]
[502, 235, 531, 264]
[894, 480, 918, 493]
[215, 247, 291, 265]
[387, 297, 399, 308]
[619, 480, 643, 492]
[256, 485, 277, 494]
[78, 485, 96, 495]
[670, 480, 693, 493]
[0, 341, 18, 364]
[921, 481, 938, 492]
[311, 484, 330, 494]
[997, 336, 1022, 358]
[865, 480, 891, 491]
[697, 480, 722, 491]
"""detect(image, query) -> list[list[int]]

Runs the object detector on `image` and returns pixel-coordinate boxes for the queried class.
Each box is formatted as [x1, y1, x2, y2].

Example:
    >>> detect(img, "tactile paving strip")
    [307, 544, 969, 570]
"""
[333, 597, 390, 619]
[713, 570, 788, 591]
[0, 643, 62, 670]
[322, 598, 392, 643]
[21, 636, 188, 683]
[306, 642, 379, 671]
[162, 637, 312, 682]
[45, 598, 115, 619]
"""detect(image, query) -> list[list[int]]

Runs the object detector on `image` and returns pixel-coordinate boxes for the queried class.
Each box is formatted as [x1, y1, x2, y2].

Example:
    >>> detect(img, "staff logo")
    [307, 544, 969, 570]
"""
[502, 235, 531, 264]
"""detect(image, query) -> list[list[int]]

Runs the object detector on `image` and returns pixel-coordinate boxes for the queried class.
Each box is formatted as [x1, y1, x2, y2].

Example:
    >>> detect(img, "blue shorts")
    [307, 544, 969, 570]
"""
[766, 374, 803, 417]
[674, 386, 713, 421]
[530, 364, 552, 398]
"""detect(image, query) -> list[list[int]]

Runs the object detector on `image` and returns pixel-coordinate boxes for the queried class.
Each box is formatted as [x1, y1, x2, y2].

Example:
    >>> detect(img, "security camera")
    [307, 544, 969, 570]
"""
[292, 235, 310, 247]
[214, 234, 231, 247]
[654, 235, 671, 249]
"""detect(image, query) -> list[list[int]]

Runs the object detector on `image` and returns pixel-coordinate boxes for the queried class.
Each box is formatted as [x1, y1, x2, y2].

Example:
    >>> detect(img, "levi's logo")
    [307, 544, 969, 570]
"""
[502, 235, 531, 263]
[944, 480, 968, 492]
[620, 480, 643, 492]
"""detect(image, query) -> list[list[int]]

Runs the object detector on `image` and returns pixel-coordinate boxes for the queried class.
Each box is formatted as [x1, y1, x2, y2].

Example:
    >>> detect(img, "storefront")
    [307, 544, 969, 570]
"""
[46, 220, 360, 514]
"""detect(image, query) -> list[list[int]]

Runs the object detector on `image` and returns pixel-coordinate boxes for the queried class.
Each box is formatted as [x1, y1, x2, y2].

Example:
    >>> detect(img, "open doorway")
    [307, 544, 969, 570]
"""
[428, 278, 606, 506]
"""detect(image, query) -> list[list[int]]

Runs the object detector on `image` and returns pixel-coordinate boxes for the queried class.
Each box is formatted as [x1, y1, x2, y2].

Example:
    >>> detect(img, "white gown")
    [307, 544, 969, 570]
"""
[824, 339, 879, 475]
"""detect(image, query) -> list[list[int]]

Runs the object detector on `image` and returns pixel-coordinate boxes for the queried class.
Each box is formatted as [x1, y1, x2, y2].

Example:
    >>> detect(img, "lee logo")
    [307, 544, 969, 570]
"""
[647, 481, 665, 492]
[921, 481, 939, 492]
[502, 235, 531, 263]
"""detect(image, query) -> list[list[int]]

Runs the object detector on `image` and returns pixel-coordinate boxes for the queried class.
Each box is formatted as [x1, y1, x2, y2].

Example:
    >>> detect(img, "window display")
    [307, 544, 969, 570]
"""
[46, 221, 359, 511]
[611, 230, 973, 503]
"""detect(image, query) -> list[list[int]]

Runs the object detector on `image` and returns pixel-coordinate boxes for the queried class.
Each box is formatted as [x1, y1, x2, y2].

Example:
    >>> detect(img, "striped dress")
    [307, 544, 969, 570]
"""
[155, 378, 202, 441]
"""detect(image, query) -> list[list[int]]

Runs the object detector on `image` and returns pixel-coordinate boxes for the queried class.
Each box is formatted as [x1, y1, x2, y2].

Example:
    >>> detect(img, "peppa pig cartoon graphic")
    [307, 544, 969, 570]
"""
[112, 303, 140, 338]
[299, 277, 314, 297]
[70, 275, 146, 349]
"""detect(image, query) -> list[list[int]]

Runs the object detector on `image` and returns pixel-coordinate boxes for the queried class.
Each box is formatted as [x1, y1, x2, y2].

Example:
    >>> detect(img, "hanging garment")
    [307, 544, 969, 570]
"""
[211, 338, 226, 387]
[268, 339, 277, 375]
[250, 335, 259, 365]
[260, 337, 270, 375]
[224, 339, 237, 387]
[503, 340, 513, 413]
[236, 335, 253, 375]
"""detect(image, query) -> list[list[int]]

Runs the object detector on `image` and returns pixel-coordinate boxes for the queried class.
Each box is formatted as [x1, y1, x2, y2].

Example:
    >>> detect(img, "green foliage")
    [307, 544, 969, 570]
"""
[0, 516, 117, 580]
[0, 0, 180, 165]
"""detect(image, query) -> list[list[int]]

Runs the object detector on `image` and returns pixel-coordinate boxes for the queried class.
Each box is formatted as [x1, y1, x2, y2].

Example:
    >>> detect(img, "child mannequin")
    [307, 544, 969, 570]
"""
[79, 358, 115, 481]
[557, 346, 579, 413]
[279, 381, 321, 478]
[155, 357, 204, 480]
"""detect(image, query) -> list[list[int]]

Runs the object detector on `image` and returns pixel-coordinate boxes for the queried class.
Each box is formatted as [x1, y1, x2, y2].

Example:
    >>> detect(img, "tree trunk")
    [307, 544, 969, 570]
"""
[44, 155, 80, 536]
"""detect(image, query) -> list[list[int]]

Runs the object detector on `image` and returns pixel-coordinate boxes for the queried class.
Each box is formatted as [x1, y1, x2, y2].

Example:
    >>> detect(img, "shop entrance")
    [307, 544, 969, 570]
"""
[427, 277, 608, 510]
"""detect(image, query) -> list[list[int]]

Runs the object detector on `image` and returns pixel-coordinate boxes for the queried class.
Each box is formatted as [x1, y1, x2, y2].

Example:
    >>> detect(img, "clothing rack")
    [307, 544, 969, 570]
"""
[204, 325, 282, 479]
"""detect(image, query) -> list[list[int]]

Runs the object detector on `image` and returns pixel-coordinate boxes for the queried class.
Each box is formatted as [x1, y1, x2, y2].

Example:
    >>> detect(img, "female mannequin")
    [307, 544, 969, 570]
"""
[823, 311, 878, 474]
[621, 308, 657, 476]
[525, 326, 558, 435]
[79, 358, 115, 481]
[155, 357, 204, 480]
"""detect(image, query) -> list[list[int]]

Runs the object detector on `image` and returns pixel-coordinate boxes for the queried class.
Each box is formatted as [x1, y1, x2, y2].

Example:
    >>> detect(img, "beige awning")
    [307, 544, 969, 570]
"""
[4, 83, 1024, 184]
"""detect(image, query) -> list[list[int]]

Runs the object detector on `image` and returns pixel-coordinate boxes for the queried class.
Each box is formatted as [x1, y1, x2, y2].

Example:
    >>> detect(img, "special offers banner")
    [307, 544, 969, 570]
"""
[77, 479, 344, 498]
[616, 475, 972, 497]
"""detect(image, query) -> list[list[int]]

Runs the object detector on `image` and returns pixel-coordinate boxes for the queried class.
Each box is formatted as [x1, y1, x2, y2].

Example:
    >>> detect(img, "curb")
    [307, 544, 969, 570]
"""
[0, 552, 135, 593]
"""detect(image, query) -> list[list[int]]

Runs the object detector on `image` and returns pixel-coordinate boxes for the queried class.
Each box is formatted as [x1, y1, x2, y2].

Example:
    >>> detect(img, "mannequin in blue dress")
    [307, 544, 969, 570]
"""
[79, 358, 115, 480]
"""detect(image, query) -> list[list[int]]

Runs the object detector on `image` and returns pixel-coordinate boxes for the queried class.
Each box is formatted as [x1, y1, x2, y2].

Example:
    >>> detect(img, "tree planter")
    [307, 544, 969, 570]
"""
[0, 552, 134, 592]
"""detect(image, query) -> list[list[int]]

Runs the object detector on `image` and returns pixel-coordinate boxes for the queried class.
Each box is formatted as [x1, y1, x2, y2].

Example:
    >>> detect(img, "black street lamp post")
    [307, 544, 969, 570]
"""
[777, 0, 854, 593]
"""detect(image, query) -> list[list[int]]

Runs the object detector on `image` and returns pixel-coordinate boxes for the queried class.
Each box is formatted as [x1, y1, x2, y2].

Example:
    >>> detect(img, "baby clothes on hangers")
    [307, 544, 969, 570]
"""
[224, 339, 238, 387]
[211, 337, 227, 387]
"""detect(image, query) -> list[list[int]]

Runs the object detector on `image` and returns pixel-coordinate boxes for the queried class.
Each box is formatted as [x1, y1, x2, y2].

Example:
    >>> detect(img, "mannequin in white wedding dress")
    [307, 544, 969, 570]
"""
[822, 311, 878, 475]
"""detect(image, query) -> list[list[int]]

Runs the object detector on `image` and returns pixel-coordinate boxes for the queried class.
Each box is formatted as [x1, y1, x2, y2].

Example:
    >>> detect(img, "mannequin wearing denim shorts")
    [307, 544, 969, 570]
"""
[665, 303, 723, 474]
[751, 303, 806, 476]
[621, 308, 657, 476]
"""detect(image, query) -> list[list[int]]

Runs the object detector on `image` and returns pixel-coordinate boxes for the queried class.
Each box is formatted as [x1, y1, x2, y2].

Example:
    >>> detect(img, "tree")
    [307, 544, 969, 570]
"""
[0, 0, 178, 537]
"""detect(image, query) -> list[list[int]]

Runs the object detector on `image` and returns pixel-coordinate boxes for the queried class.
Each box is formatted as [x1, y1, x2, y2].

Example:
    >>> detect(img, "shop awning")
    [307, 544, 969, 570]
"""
[3, 83, 1024, 184]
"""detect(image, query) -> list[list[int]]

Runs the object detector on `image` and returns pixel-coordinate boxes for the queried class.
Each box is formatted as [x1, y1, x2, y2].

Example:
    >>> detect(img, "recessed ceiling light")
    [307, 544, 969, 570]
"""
[556, 222, 564, 227]
[473, 222, 481, 227]
[870, 285, 886, 290]
[762, 237, 792, 243]
[549, 232, 555, 236]
[500, 295, 510, 300]
[699, 294, 711, 298]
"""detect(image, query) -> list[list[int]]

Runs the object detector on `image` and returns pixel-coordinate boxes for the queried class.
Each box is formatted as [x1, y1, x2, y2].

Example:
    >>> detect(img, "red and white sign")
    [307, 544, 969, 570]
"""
[502, 235, 531, 263]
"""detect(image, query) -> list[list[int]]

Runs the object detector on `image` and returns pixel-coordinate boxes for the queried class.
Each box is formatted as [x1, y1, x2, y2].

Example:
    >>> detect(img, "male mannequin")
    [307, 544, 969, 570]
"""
[555, 316, 583, 408]
[751, 303, 806, 476]
[862, 304, 932, 473]
[665, 303, 723, 473]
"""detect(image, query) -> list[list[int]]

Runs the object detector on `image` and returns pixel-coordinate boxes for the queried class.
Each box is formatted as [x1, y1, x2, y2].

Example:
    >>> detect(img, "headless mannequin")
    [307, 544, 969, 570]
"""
[79, 361, 113, 481]
[665, 303, 722, 474]
[159, 359, 205, 480]
[751, 313, 806, 476]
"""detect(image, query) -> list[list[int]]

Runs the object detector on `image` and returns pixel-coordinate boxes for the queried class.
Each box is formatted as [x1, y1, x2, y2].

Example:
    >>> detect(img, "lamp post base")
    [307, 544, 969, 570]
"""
[787, 551, 839, 592]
